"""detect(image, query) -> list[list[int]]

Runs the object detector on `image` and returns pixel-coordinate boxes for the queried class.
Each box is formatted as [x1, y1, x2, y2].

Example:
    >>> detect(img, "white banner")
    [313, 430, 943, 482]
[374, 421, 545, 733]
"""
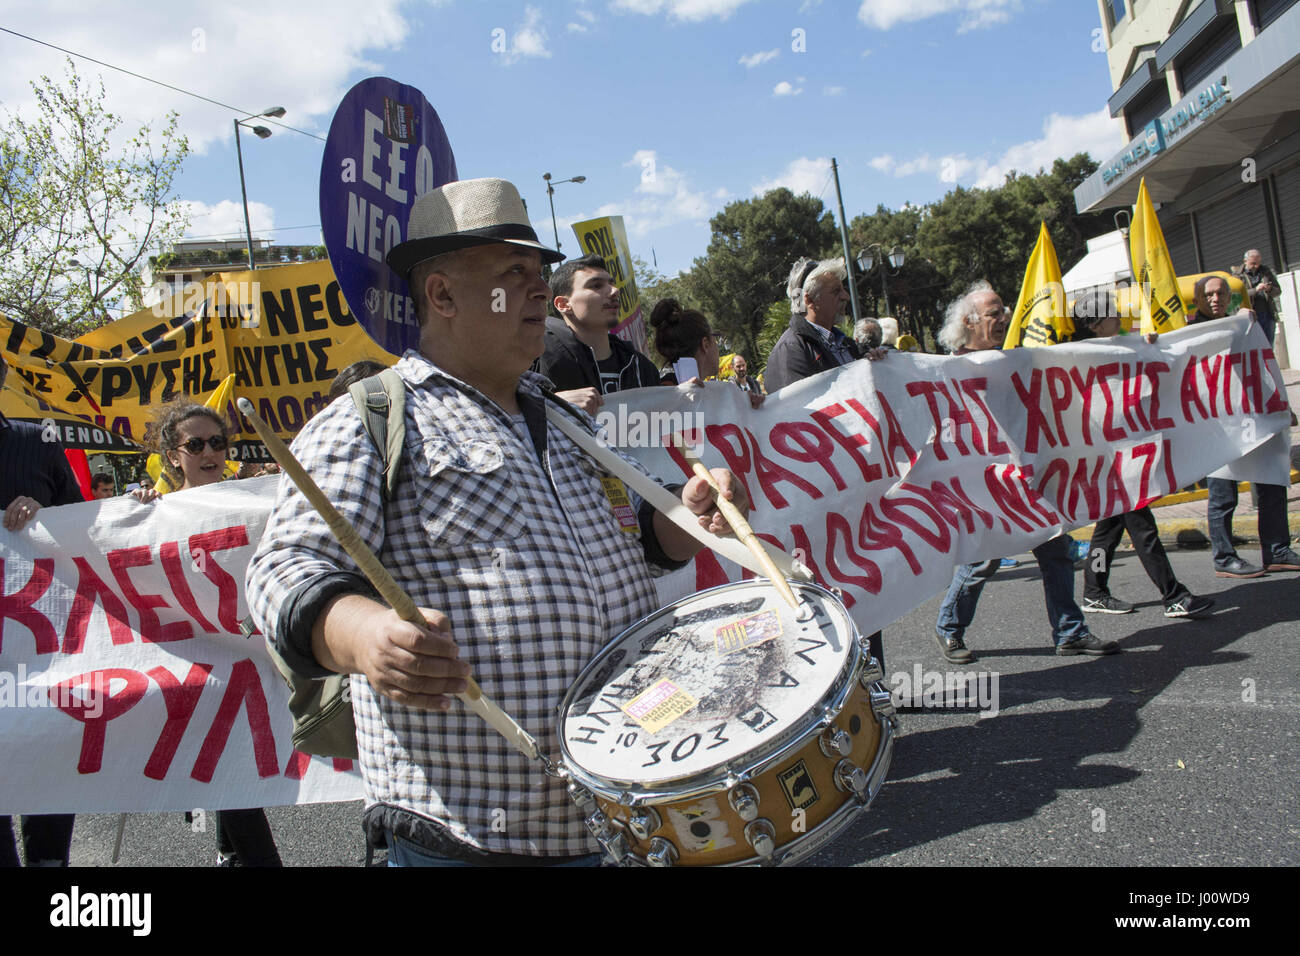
[0, 477, 361, 814]
[1, 318, 1288, 813]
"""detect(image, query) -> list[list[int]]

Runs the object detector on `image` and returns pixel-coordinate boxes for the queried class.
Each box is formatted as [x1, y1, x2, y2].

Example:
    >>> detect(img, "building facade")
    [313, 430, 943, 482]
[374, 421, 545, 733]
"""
[1076, 0, 1300, 364]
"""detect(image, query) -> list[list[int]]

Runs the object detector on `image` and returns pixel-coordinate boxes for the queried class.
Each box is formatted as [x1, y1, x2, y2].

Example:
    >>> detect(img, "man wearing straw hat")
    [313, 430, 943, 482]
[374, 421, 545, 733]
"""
[246, 178, 747, 867]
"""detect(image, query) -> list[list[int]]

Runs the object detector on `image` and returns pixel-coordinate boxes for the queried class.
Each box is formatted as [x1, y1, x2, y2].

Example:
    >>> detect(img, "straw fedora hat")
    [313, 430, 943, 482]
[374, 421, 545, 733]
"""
[386, 177, 563, 277]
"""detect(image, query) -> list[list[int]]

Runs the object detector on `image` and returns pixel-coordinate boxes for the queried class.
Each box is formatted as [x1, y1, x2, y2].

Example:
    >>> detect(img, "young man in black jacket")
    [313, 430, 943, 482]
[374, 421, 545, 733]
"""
[537, 254, 661, 414]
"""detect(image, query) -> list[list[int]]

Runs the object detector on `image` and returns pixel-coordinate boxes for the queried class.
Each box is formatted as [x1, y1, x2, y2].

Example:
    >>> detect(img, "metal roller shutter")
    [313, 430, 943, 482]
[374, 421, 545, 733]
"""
[1194, 187, 1269, 274]
[1158, 209, 1198, 275]
[1272, 162, 1300, 270]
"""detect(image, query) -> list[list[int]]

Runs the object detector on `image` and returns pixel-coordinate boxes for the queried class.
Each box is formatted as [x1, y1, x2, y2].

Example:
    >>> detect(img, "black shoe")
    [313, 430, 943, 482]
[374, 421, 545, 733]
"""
[1081, 594, 1135, 614]
[934, 630, 974, 664]
[1165, 595, 1215, 618]
[1214, 557, 1266, 578]
[1055, 634, 1120, 656]
[1265, 548, 1300, 572]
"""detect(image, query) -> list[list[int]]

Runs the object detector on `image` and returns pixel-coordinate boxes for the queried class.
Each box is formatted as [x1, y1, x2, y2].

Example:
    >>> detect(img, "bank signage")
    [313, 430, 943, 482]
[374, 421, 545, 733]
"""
[1162, 74, 1231, 142]
[1101, 120, 1167, 186]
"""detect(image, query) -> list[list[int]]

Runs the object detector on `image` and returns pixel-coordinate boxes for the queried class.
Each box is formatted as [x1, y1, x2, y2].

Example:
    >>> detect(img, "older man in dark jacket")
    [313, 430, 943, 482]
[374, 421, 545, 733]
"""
[763, 257, 862, 393]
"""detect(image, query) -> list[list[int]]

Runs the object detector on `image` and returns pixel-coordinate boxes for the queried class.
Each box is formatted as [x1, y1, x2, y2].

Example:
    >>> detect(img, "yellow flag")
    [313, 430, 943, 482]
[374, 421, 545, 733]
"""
[150, 373, 239, 493]
[1130, 178, 1187, 335]
[1003, 222, 1071, 349]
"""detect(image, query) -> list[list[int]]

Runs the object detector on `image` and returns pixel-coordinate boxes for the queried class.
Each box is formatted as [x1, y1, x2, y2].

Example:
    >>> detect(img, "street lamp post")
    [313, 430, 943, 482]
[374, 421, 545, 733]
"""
[856, 243, 906, 327]
[542, 172, 586, 255]
[234, 107, 286, 271]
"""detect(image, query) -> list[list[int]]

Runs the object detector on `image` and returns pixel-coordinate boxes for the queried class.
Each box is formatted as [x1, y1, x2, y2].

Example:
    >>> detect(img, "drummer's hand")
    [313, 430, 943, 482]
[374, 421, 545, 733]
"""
[556, 387, 603, 416]
[682, 469, 750, 536]
[312, 596, 471, 711]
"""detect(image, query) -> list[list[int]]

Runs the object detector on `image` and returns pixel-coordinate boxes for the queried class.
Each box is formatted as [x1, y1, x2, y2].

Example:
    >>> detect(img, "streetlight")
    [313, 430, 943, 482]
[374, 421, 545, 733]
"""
[856, 243, 905, 324]
[234, 107, 286, 270]
[542, 172, 586, 254]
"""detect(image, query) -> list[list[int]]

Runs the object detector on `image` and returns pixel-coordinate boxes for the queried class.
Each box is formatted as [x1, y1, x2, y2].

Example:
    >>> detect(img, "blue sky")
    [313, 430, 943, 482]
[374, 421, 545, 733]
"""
[1, 0, 1126, 280]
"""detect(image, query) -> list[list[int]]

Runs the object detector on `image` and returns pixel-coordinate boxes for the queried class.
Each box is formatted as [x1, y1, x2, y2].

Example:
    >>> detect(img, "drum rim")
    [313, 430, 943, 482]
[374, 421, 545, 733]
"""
[558, 579, 866, 804]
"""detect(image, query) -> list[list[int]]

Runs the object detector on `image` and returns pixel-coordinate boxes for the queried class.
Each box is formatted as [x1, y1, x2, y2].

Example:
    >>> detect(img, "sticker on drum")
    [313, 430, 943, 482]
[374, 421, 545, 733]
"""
[560, 580, 858, 793]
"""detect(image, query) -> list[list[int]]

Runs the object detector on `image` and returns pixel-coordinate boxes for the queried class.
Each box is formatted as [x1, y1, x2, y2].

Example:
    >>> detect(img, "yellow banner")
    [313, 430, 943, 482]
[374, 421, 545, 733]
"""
[1130, 178, 1187, 335]
[1004, 222, 1071, 349]
[1, 260, 395, 457]
[571, 215, 647, 353]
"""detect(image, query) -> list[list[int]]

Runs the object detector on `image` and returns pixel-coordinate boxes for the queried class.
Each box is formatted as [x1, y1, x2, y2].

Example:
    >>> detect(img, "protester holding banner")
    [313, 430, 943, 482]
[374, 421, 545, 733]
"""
[933, 282, 1118, 663]
[131, 399, 284, 866]
[1, 354, 85, 867]
[650, 299, 766, 409]
[246, 178, 748, 866]
[1185, 276, 1300, 578]
[538, 254, 660, 415]
[763, 257, 863, 393]
[1071, 296, 1215, 619]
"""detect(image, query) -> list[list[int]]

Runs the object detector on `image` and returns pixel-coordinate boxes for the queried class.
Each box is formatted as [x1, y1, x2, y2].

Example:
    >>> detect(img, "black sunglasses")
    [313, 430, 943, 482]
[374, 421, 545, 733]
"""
[178, 435, 229, 454]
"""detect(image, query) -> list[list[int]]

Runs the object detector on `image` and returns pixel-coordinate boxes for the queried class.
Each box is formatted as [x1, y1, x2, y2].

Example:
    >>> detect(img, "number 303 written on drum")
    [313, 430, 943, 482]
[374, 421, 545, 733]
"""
[641, 723, 730, 767]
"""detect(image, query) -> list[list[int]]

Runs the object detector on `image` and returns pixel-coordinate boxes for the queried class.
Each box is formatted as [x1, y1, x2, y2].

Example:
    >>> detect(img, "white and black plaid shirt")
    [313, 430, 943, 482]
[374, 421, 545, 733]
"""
[246, 352, 669, 857]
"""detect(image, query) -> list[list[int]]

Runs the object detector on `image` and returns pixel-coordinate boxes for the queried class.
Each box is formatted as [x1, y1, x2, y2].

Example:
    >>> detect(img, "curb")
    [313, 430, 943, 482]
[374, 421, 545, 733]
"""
[1064, 514, 1300, 550]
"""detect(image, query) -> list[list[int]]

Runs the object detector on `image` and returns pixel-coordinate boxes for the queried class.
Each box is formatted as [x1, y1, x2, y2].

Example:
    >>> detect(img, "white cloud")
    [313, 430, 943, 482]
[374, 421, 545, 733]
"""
[551, 150, 715, 239]
[0, 1, 413, 155]
[501, 6, 552, 64]
[739, 48, 779, 68]
[823, 86, 845, 96]
[567, 22, 590, 32]
[179, 199, 276, 241]
[773, 81, 804, 97]
[752, 156, 830, 196]
[867, 109, 1127, 187]
[857, 0, 1021, 32]
[577, 6, 598, 22]
[611, 0, 759, 22]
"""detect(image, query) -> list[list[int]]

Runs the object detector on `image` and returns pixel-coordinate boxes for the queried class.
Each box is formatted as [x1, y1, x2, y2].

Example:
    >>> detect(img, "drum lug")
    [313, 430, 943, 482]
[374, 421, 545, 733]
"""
[727, 783, 761, 822]
[870, 687, 898, 728]
[859, 659, 884, 687]
[568, 782, 598, 817]
[627, 806, 662, 841]
[744, 819, 777, 859]
[818, 727, 852, 758]
[584, 810, 630, 864]
[834, 759, 868, 795]
[645, 837, 678, 867]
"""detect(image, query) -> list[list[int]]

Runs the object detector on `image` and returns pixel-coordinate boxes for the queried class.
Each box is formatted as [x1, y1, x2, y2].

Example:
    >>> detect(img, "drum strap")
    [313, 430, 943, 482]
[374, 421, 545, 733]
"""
[542, 404, 814, 584]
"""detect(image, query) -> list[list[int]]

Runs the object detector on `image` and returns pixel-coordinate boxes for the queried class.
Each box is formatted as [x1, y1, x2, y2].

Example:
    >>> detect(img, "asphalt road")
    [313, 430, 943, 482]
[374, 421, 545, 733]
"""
[63, 548, 1298, 868]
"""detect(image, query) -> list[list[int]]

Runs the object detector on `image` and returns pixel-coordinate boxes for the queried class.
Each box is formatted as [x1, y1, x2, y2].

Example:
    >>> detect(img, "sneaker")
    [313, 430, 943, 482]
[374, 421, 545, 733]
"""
[1215, 556, 1266, 578]
[1081, 594, 1135, 614]
[934, 630, 975, 664]
[1055, 634, 1120, 656]
[1165, 595, 1215, 618]
[1265, 548, 1300, 572]
[999, 557, 1020, 568]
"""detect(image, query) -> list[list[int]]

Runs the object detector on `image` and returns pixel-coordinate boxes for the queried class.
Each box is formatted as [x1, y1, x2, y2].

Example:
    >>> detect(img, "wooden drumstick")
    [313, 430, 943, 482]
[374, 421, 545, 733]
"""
[671, 435, 802, 611]
[236, 398, 545, 763]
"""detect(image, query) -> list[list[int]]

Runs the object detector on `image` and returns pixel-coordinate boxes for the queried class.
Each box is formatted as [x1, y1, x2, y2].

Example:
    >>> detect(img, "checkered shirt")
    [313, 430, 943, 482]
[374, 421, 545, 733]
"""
[246, 351, 666, 856]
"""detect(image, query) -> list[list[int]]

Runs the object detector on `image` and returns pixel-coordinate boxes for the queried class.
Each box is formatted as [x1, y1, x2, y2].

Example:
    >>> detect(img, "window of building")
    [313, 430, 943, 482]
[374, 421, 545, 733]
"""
[1177, 19, 1242, 93]
[1252, 0, 1299, 30]
[1125, 83, 1171, 138]
[1106, 0, 1128, 29]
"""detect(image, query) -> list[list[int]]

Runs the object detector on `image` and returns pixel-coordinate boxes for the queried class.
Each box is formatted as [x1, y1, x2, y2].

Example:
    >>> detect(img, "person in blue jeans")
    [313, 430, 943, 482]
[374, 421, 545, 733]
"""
[931, 283, 1119, 664]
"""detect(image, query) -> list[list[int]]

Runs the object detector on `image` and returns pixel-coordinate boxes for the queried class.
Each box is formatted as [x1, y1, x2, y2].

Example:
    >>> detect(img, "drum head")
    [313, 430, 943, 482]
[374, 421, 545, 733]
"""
[560, 581, 859, 795]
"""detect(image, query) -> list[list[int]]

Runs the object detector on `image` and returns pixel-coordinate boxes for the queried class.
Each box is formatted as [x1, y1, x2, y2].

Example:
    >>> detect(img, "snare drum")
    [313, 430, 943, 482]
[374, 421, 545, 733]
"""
[559, 580, 896, 866]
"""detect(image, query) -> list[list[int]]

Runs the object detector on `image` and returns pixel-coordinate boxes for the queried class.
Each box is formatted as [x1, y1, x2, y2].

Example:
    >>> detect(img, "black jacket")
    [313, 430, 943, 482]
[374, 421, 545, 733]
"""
[762, 312, 861, 393]
[535, 317, 661, 393]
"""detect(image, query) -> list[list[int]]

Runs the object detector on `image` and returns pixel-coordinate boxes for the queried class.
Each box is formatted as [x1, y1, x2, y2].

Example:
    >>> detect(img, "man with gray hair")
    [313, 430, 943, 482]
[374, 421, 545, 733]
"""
[1234, 249, 1280, 344]
[854, 318, 883, 350]
[932, 282, 1117, 663]
[763, 257, 862, 393]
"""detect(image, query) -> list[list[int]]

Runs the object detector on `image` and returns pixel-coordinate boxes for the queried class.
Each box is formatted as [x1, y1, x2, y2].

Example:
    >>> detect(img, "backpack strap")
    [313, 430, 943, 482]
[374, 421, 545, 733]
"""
[349, 368, 406, 501]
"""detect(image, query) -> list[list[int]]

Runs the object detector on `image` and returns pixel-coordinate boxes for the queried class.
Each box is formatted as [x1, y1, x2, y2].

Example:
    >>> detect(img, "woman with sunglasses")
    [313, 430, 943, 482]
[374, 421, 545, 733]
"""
[132, 402, 283, 866]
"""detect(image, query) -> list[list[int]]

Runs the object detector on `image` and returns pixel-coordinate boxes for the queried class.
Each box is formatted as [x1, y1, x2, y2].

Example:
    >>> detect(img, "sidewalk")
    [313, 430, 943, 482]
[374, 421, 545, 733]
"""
[1064, 367, 1300, 551]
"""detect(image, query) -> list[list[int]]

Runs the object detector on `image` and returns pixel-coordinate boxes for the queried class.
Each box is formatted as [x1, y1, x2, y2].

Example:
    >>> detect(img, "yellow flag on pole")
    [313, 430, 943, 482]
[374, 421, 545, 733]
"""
[1003, 222, 1071, 349]
[1130, 178, 1187, 335]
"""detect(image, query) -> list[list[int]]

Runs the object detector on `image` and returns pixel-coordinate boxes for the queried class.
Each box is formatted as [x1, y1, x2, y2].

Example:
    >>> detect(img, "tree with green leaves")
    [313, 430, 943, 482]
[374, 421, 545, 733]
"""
[1, 61, 190, 336]
[682, 188, 840, 361]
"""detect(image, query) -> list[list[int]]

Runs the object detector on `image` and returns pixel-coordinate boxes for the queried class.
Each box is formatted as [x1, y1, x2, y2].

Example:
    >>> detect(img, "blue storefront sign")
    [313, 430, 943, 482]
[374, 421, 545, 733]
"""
[1100, 119, 1167, 186]
[319, 77, 458, 355]
[1162, 75, 1231, 141]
